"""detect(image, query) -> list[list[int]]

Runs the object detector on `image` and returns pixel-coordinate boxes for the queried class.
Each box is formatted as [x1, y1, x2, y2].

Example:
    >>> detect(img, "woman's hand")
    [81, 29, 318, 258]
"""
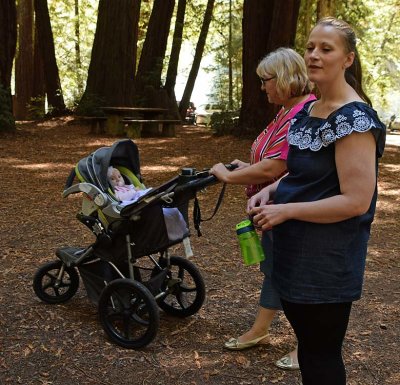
[209, 163, 230, 182]
[247, 187, 270, 212]
[230, 159, 249, 170]
[250, 204, 290, 231]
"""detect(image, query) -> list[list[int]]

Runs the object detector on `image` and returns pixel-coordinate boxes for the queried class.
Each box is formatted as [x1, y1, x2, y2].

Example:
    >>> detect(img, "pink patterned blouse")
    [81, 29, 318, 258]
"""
[246, 94, 316, 197]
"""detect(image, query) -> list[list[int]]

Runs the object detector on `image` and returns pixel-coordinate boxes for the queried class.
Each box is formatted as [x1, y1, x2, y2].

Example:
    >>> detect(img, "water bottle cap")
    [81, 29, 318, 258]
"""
[236, 219, 255, 235]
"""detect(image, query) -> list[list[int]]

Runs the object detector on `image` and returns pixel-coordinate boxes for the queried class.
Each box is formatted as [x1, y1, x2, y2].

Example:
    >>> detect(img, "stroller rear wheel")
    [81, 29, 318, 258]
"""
[98, 278, 159, 349]
[155, 256, 206, 317]
[33, 260, 80, 304]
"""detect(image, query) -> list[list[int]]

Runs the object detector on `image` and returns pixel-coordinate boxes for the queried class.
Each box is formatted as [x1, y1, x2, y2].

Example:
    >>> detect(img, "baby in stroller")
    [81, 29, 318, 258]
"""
[107, 166, 151, 203]
[107, 165, 189, 244]
[33, 139, 224, 349]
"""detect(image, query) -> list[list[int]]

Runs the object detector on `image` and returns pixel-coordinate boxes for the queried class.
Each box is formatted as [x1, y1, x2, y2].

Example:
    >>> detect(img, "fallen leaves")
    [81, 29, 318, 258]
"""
[0, 121, 399, 385]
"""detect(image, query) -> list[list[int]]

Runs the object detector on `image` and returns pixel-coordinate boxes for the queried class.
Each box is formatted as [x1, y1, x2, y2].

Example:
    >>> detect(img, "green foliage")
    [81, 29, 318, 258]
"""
[74, 92, 105, 117]
[203, 0, 243, 109]
[356, 0, 400, 116]
[0, 85, 15, 131]
[210, 110, 239, 136]
[40, 0, 400, 122]
[294, 0, 400, 118]
[27, 96, 46, 119]
[48, 0, 98, 108]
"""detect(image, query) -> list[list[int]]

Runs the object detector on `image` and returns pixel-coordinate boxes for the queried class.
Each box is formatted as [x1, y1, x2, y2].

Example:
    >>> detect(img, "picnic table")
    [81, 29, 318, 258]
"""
[101, 106, 173, 137]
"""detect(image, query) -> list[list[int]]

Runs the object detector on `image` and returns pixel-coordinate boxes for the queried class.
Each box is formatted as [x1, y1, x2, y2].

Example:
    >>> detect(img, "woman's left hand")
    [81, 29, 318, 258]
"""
[209, 163, 230, 182]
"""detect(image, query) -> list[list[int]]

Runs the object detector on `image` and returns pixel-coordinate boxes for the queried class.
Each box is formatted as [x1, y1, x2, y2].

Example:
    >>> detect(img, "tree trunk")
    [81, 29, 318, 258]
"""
[239, 0, 301, 136]
[165, 0, 186, 120]
[0, 0, 17, 131]
[178, 0, 215, 120]
[34, 0, 66, 115]
[14, 0, 34, 120]
[135, 0, 175, 104]
[317, 0, 336, 19]
[79, 0, 140, 111]
[74, 0, 83, 96]
[31, 23, 46, 118]
[228, 0, 233, 110]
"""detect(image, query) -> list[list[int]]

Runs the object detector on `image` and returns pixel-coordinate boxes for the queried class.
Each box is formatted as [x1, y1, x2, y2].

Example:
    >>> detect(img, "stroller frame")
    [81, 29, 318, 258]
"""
[33, 140, 224, 349]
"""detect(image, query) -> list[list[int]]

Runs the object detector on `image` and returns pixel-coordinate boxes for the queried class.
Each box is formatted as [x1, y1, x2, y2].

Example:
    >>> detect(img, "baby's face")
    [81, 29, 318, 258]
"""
[110, 169, 125, 187]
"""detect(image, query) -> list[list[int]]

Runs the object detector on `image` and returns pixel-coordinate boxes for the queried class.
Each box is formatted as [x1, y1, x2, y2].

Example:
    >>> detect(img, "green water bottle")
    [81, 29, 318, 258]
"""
[236, 219, 265, 266]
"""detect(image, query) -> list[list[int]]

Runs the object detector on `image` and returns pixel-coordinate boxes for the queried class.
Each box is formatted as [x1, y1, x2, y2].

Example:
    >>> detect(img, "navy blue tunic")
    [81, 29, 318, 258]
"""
[272, 101, 386, 304]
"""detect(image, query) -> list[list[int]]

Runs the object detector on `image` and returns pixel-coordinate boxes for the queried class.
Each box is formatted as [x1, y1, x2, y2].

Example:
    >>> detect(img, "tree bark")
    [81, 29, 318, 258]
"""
[79, 0, 140, 110]
[34, 0, 66, 115]
[31, 23, 46, 118]
[317, 0, 336, 19]
[74, 0, 83, 95]
[178, 0, 215, 120]
[0, 0, 17, 130]
[240, 0, 301, 136]
[135, 0, 175, 103]
[165, 0, 186, 120]
[165, 0, 186, 101]
[228, 0, 233, 110]
[14, 0, 34, 120]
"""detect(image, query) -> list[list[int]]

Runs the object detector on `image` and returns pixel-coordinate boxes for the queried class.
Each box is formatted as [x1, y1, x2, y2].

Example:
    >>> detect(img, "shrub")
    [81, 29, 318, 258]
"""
[211, 111, 239, 136]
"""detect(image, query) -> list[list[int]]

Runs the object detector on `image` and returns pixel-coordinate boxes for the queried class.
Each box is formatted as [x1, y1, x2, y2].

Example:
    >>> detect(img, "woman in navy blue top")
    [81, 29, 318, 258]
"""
[248, 17, 386, 385]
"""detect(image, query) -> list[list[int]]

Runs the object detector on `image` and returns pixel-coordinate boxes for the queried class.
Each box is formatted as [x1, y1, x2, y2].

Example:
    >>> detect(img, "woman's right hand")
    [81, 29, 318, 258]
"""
[247, 186, 271, 212]
[231, 159, 249, 170]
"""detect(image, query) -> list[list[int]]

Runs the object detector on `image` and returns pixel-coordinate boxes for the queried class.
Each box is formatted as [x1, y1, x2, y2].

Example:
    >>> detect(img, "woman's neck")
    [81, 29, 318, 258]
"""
[317, 78, 361, 107]
[283, 94, 311, 111]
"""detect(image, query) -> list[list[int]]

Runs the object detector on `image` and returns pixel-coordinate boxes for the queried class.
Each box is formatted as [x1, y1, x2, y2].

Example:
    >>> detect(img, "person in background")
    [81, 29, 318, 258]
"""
[210, 47, 316, 370]
[249, 17, 386, 385]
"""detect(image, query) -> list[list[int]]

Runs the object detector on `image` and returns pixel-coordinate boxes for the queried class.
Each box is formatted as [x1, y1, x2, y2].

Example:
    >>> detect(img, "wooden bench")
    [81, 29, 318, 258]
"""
[120, 118, 182, 138]
[79, 116, 107, 134]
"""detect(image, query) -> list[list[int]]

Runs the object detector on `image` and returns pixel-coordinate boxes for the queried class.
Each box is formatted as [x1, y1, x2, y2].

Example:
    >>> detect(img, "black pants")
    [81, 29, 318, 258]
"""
[281, 299, 352, 385]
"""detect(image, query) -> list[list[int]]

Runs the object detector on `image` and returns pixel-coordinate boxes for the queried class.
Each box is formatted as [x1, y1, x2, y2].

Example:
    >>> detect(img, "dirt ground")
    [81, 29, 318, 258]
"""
[0, 119, 399, 385]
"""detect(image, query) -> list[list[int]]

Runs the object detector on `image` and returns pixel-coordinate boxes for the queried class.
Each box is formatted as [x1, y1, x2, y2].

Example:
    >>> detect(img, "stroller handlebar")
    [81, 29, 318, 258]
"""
[174, 163, 238, 192]
[120, 163, 238, 218]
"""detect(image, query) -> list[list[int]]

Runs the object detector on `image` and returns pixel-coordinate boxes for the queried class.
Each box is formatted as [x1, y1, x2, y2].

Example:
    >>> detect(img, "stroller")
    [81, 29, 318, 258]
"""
[33, 139, 228, 349]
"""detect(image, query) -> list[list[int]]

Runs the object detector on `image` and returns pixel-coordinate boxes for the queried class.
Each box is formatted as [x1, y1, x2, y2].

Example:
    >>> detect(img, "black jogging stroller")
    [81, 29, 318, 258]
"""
[33, 139, 229, 349]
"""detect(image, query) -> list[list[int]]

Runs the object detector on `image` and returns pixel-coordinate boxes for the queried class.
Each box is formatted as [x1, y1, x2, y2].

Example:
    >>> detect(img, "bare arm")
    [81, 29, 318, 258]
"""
[210, 158, 286, 185]
[251, 131, 377, 230]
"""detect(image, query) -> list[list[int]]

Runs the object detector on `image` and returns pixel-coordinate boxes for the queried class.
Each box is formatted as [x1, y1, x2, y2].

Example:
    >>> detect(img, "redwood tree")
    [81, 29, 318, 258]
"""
[0, 0, 17, 131]
[135, 0, 175, 106]
[34, 0, 66, 115]
[240, 0, 301, 136]
[79, 0, 140, 111]
[165, 0, 186, 101]
[15, 0, 34, 120]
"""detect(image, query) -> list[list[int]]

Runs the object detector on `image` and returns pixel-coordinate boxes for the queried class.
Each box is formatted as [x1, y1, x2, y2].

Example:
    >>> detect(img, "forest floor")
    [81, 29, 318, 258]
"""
[1, 118, 399, 385]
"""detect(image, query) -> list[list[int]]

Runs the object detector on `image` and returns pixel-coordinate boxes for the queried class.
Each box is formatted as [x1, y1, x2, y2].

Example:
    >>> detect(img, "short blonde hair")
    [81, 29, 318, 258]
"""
[256, 47, 312, 99]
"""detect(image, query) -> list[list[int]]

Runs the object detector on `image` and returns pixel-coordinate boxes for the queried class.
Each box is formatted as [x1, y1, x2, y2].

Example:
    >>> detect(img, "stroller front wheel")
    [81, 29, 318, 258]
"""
[98, 278, 159, 349]
[33, 260, 80, 304]
[155, 256, 206, 317]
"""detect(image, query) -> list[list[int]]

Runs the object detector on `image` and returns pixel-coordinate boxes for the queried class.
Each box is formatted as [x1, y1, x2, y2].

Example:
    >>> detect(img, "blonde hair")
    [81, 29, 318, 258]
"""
[256, 47, 312, 99]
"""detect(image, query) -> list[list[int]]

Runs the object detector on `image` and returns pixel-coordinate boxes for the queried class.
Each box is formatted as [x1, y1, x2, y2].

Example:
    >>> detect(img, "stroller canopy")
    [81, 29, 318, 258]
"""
[76, 140, 141, 191]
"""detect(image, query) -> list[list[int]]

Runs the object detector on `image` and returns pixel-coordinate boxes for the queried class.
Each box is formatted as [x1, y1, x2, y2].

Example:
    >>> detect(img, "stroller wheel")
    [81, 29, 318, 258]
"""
[33, 261, 79, 304]
[156, 256, 205, 317]
[98, 278, 159, 349]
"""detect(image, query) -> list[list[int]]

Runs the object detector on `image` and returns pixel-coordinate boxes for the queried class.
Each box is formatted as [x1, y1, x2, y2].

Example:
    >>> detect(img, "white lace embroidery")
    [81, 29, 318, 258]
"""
[288, 109, 377, 151]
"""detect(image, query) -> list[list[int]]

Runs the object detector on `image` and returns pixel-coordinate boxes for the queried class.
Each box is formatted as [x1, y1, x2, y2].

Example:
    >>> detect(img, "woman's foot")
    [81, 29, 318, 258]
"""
[275, 348, 299, 370]
[224, 331, 269, 350]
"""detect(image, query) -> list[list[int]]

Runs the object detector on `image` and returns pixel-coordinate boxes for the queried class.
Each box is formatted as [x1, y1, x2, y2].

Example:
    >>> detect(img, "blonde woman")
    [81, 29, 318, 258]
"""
[210, 47, 316, 369]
